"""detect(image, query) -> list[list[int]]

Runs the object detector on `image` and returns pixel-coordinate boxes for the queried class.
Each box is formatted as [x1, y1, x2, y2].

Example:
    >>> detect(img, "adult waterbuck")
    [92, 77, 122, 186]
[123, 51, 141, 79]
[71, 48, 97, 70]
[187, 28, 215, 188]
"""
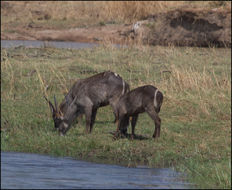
[44, 71, 130, 136]
[115, 85, 163, 139]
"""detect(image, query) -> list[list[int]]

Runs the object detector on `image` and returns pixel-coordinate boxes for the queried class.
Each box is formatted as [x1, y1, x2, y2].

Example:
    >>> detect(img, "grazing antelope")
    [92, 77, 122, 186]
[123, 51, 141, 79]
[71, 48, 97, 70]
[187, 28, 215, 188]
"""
[115, 85, 163, 139]
[44, 71, 130, 136]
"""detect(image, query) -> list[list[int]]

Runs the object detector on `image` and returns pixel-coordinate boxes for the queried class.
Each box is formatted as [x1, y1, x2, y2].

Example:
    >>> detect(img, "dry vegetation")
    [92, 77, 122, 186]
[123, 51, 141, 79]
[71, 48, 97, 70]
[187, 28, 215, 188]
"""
[1, 1, 231, 27]
[1, 1, 231, 47]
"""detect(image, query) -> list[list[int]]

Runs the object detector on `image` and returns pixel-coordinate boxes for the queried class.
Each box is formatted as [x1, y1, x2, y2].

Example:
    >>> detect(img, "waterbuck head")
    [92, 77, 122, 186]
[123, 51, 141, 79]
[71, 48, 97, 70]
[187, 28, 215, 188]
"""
[44, 95, 64, 130]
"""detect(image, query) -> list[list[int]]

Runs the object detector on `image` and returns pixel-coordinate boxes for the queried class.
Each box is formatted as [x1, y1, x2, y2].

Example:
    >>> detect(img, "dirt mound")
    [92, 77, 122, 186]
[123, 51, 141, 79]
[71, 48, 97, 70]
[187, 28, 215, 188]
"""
[130, 8, 231, 47]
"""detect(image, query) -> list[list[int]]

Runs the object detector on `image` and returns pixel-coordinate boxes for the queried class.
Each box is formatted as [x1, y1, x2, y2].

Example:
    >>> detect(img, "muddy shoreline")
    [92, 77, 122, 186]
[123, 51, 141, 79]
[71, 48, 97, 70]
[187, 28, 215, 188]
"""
[1, 7, 231, 47]
[1, 24, 131, 45]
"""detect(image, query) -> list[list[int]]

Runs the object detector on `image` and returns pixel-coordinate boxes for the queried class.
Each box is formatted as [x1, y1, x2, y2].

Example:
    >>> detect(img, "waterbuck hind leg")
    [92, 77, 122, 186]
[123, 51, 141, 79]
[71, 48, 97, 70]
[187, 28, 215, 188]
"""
[110, 102, 119, 123]
[114, 116, 125, 138]
[114, 118, 120, 137]
[146, 107, 161, 138]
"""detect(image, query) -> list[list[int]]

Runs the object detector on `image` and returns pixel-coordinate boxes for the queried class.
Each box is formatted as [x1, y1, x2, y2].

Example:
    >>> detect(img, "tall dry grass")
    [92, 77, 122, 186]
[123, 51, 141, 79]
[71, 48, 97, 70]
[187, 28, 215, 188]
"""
[160, 64, 230, 120]
[2, 1, 231, 23]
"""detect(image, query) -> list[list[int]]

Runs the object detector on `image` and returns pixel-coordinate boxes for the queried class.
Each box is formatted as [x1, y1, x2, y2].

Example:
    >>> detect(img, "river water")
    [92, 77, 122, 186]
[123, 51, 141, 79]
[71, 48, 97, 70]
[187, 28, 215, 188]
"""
[1, 39, 126, 49]
[1, 39, 192, 189]
[1, 152, 192, 189]
[1, 39, 98, 49]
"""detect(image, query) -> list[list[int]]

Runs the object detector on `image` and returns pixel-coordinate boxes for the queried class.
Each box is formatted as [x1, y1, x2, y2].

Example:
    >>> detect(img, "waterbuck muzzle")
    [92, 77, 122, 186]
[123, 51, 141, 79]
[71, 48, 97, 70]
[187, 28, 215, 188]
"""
[58, 120, 70, 136]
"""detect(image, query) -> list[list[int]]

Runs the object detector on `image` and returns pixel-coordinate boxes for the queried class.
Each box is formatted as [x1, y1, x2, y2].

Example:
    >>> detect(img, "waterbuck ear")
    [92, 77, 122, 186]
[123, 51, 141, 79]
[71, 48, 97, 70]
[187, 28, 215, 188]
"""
[44, 96, 56, 117]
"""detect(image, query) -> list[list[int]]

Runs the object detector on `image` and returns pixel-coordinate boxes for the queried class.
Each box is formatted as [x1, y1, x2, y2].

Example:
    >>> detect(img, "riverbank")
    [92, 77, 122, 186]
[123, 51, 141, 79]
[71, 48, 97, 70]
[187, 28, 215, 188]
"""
[1, 1, 231, 47]
[1, 44, 231, 188]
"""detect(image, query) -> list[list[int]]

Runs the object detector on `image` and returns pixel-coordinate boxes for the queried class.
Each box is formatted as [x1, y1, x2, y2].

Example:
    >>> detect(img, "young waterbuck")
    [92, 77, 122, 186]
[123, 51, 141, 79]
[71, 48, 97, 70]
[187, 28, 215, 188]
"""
[115, 85, 163, 139]
[44, 71, 130, 136]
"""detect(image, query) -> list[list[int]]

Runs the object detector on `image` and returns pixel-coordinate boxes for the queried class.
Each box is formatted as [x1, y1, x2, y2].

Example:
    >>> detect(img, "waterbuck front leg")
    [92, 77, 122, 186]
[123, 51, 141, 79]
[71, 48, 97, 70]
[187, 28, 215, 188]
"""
[89, 108, 98, 133]
[131, 114, 138, 140]
[146, 107, 161, 138]
[84, 106, 93, 134]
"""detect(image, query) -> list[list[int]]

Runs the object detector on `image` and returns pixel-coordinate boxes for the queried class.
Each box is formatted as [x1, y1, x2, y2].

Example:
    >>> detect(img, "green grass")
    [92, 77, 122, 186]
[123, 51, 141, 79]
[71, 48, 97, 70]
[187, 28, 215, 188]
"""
[1, 45, 231, 189]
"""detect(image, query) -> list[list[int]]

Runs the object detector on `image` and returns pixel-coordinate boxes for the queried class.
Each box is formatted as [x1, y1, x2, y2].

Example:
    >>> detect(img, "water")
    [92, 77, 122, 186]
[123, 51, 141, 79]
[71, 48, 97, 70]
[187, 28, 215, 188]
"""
[1, 40, 126, 49]
[1, 39, 98, 49]
[1, 152, 192, 189]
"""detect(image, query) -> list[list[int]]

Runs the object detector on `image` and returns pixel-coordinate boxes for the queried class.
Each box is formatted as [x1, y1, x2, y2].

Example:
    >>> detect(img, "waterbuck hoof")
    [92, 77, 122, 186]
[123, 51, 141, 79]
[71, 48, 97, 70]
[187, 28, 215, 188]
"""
[152, 135, 159, 139]
[112, 131, 120, 140]
[114, 131, 119, 136]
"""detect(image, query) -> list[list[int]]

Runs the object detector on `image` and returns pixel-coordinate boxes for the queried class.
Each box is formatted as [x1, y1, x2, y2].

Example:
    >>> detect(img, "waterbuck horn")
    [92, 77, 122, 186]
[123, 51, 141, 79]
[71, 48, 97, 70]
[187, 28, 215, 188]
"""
[54, 95, 58, 112]
[44, 96, 56, 115]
